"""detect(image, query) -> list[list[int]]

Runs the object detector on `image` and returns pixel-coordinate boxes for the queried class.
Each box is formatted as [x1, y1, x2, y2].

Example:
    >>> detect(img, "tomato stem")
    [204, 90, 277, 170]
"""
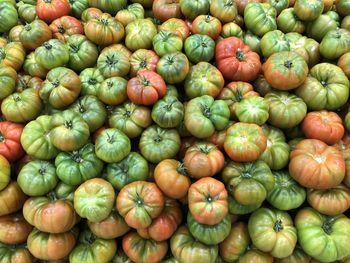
[0, 132, 4, 142]
[284, 60, 293, 69]
[71, 151, 83, 163]
[0, 48, 5, 60]
[88, 78, 97, 85]
[273, 219, 284, 232]
[64, 120, 73, 129]
[177, 162, 187, 175]
[235, 49, 246, 61]
[322, 217, 334, 235]
[203, 106, 211, 118]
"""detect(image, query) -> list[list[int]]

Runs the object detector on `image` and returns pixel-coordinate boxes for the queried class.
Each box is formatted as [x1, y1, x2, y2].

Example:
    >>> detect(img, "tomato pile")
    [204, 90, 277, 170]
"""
[1, 0, 350, 262]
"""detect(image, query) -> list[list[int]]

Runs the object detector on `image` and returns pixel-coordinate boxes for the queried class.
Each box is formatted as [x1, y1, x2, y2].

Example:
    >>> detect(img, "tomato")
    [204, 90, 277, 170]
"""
[302, 111, 344, 145]
[277, 8, 305, 34]
[338, 52, 350, 79]
[74, 178, 115, 222]
[289, 139, 345, 189]
[0, 66, 16, 101]
[127, 70, 166, 106]
[152, 0, 181, 22]
[342, 16, 350, 31]
[0, 155, 10, 191]
[65, 35, 98, 73]
[337, 0, 350, 16]
[104, 152, 149, 191]
[69, 229, 117, 263]
[95, 128, 130, 163]
[158, 18, 190, 40]
[139, 125, 181, 163]
[138, 198, 182, 241]
[23, 52, 49, 78]
[20, 115, 59, 160]
[152, 31, 183, 57]
[8, 24, 24, 43]
[210, 0, 238, 23]
[97, 44, 131, 78]
[68, 0, 89, 18]
[216, 37, 261, 82]
[0, 182, 27, 217]
[88, 210, 130, 239]
[306, 14, 337, 42]
[17, 160, 58, 196]
[116, 3, 144, 26]
[23, 195, 78, 233]
[295, 63, 349, 111]
[0, 121, 24, 162]
[267, 170, 306, 210]
[36, 0, 70, 22]
[79, 68, 105, 96]
[0, 213, 32, 245]
[262, 0, 288, 14]
[0, 42, 26, 72]
[84, 13, 125, 46]
[156, 52, 189, 84]
[320, 28, 350, 60]
[108, 101, 152, 138]
[88, 0, 126, 15]
[16, 2, 35, 23]
[49, 15, 83, 41]
[125, 19, 157, 51]
[54, 181, 76, 202]
[180, 0, 210, 20]
[0, 243, 35, 263]
[188, 212, 231, 246]
[235, 96, 268, 125]
[222, 160, 274, 206]
[151, 96, 184, 128]
[154, 159, 191, 199]
[81, 7, 103, 22]
[224, 122, 267, 162]
[96, 77, 127, 106]
[0, 2, 18, 33]
[34, 39, 69, 70]
[192, 15, 222, 40]
[117, 181, 165, 229]
[130, 49, 159, 76]
[334, 134, 350, 187]
[248, 208, 297, 258]
[185, 62, 224, 99]
[244, 3, 276, 36]
[307, 185, 350, 216]
[221, 22, 244, 39]
[50, 110, 90, 151]
[184, 34, 215, 64]
[294, 0, 324, 21]
[18, 20, 50, 51]
[265, 91, 307, 129]
[188, 177, 228, 225]
[260, 30, 291, 59]
[55, 143, 103, 186]
[123, 231, 168, 263]
[295, 207, 350, 262]
[184, 142, 224, 179]
[275, 246, 312, 263]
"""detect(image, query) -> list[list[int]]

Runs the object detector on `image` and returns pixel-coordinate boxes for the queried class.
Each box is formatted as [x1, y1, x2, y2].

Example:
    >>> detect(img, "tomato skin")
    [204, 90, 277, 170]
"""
[81, 7, 103, 22]
[184, 34, 215, 64]
[295, 207, 350, 263]
[130, 49, 159, 76]
[244, 3, 277, 37]
[36, 0, 71, 22]
[125, 19, 157, 51]
[302, 111, 344, 145]
[289, 139, 345, 189]
[0, 42, 26, 72]
[277, 8, 305, 34]
[116, 3, 144, 27]
[334, 134, 350, 188]
[180, 0, 210, 20]
[0, 243, 35, 263]
[294, 0, 324, 21]
[117, 181, 165, 229]
[210, 0, 238, 23]
[0, 213, 33, 245]
[0, 155, 10, 192]
[0, 2, 18, 33]
[307, 185, 350, 216]
[152, 0, 181, 22]
[188, 177, 228, 225]
[88, 0, 126, 15]
[320, 28, 350, 60]
[49, 15, 83, 41]
[338, 52, 350, 79]
[216, 37, 261, 82]
[19, 20, 52, 50]
[0, 121, 24, 162]
[158, 18, 190, 40]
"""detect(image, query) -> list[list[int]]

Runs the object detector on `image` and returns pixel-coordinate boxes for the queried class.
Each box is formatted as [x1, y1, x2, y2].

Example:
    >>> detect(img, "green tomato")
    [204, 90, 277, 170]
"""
[306, 14, 337, 42]
[244, 3, 277, 37]
[151, 96, 184, 128]
[156, 52, 189, 84]
[79, 67, 105, 96]
[95, 128, 131, 163]
[222, 160, 275, 206]
[139, 125, 181, 163]
[243, 31, 262, 55]
[88, 0, 126, 14]
[68, 0, 89, 18]
[295, 207, 350, 262]
[104, 152, 149, 191]
[0, 66, 17, 100]
[97, 77, 127, 106]
[69, 229, 117, 263]
[187, 213, 231, 245]
[235, 96, 269, 125]
[74, 178, 115, 222]
[221, 22, 243, 39]
[0, 2, 18, 33]
[50, 110, 90, 152]
[97, 46, 130, 78]
[125, 19, 157, 51]
[228, 194, 262, 215]
[295, 63, 349, 111]
[152, 31, 183, 57]
[320, 28, 350, 60]
[184, 95, 230, 138]
[20, 115, 60, 160]
[180, 0, 210, 20]
[277, 8, 305, 34]
[260, 30, 290, 58]
[70, 95, 107, 132]
[294, 0, 324, 21]
[17, 160, 58, 196]
[55, 143, 104, 186]
[267, 170, 306, 211]
[248, 208, 297, 259]
[67, 34, 98, 72]
[34, 39, 69, 70]
[184, 34, 215, 63]
[259, 125, 290, 170]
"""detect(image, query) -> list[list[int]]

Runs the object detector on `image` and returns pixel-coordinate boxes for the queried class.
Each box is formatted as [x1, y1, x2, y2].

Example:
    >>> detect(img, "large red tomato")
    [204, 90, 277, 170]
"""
[0, 121, 24, 162]
[36, 0, 71, 23]
[215, 37, 261, 82]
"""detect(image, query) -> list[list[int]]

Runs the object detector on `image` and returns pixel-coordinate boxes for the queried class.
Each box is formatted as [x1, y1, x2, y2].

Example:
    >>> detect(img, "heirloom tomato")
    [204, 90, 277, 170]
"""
[36, 0, 70, 22]
[0, 213, 32, 245]
[0, 121, 24, 162]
